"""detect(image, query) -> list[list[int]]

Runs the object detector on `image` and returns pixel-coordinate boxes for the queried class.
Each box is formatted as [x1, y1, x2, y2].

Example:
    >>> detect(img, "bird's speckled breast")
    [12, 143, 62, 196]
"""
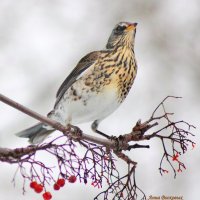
[50, 46, 137, 125]
[82, 46, 137, 103]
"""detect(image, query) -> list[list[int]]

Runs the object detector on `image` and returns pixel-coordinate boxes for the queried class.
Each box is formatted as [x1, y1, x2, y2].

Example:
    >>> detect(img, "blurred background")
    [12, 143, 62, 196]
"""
[0, 0, 199, 199]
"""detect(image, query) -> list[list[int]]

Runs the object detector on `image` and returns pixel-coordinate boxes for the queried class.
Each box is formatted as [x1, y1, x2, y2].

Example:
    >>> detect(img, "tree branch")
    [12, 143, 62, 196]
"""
[0, 93, 196, 200]
[0, 94, 114, 147]
[0, 93, 154, 152]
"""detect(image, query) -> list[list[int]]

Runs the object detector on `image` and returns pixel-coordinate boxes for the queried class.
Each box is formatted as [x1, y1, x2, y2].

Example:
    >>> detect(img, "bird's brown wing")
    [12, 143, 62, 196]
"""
[55, 51, 100, 106]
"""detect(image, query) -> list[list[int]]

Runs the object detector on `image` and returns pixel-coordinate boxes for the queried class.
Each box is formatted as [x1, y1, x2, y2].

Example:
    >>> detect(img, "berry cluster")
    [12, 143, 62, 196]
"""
[30, 181, 44, 193]
[53, 178, 65, 191]
[29, 176, 77, 199]
[43, 192, 52, 200]
[68, 175, 76, 183]
[30, 181, 51, 200]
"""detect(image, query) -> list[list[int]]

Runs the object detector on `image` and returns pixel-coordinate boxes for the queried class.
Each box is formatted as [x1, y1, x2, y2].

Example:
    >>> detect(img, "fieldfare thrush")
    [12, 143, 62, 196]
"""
[17, 22, 138, 144]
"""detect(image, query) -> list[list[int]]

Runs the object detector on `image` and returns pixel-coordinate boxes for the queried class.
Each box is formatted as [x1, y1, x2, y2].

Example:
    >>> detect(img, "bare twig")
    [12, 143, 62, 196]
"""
[0, 94, 196, 200]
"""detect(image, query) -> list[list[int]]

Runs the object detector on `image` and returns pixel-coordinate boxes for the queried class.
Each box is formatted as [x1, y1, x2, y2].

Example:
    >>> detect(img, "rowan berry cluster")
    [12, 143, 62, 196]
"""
[30, 181, 44, 193]
[30, 176, 76, 199]
[30, 181, 51, 200]
[53, 178, 65, 191]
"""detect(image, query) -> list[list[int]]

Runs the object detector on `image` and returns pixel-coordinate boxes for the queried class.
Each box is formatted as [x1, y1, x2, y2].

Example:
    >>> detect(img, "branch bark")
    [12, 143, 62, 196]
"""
[0, 93, 153, 154]
[0, 93, 195, 164]
[0, 93, 195, 200]
[0, 93, 116, 147]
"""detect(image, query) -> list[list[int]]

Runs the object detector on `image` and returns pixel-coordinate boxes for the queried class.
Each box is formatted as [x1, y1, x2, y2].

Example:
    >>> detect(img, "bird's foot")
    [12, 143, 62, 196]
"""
[66, 124, 82, 140]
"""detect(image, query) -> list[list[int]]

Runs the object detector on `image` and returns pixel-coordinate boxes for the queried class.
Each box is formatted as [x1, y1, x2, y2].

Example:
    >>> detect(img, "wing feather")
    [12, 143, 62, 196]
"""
[55, 51, 100, 106]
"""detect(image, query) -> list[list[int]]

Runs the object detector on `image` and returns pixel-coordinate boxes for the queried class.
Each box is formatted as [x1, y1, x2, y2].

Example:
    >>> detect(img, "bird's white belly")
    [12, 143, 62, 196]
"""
[51, 82, 120, 125]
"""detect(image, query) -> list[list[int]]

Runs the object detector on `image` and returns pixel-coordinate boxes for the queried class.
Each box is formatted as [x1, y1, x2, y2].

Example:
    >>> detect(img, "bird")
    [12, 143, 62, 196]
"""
[16, 22, 138, 144]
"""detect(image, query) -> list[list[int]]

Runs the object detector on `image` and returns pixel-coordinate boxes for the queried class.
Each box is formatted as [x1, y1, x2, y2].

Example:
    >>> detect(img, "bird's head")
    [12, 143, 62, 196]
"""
[106, 22, 137, 49]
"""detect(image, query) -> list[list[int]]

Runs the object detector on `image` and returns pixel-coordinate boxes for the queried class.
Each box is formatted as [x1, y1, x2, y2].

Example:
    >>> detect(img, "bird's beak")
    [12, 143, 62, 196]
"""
[126, 23, 138, 31]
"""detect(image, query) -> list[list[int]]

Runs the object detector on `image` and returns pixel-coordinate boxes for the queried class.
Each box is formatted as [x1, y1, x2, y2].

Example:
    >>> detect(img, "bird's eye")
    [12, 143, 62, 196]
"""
[115, 25, 126, 32]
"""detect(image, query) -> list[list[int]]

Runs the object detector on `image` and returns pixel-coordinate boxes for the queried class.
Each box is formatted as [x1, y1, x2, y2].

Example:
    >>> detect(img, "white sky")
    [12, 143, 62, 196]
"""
[0, 0, 199, 199]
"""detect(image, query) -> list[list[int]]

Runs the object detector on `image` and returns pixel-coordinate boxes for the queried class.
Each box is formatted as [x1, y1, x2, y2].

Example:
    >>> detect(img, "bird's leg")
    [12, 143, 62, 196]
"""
[91, 120, 110, 139]
[64, 124, 82, 139]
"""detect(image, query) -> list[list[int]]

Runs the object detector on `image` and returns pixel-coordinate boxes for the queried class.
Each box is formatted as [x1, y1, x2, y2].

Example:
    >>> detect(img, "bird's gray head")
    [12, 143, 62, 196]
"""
[106, 22, 137, 49]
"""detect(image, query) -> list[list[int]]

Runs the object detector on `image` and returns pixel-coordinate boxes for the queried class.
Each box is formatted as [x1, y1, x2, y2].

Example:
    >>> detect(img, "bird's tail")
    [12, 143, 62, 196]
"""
[16, 122, 54, 144]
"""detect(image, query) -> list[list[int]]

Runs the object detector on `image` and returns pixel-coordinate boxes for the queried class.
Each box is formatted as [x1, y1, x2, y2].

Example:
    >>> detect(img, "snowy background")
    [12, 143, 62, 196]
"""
[0, 0, 199, 199]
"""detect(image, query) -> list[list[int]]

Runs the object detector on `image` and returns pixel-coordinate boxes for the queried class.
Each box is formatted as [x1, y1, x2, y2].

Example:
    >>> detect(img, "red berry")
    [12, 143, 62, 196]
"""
[177, 169, 182, 173]
[172, 153, 179, 161]
[68, 175, 76, 183]
[30, 181, 38, 189]
[53, 183, 60, 190]
[43, 192, 52, 200]
[34, 184, 43, 193]
[57, 178, 65, 187]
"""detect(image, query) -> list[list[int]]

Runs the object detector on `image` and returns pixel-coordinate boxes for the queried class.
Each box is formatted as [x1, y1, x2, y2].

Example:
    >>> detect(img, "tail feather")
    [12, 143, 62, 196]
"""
[16, 122, 54, 144]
